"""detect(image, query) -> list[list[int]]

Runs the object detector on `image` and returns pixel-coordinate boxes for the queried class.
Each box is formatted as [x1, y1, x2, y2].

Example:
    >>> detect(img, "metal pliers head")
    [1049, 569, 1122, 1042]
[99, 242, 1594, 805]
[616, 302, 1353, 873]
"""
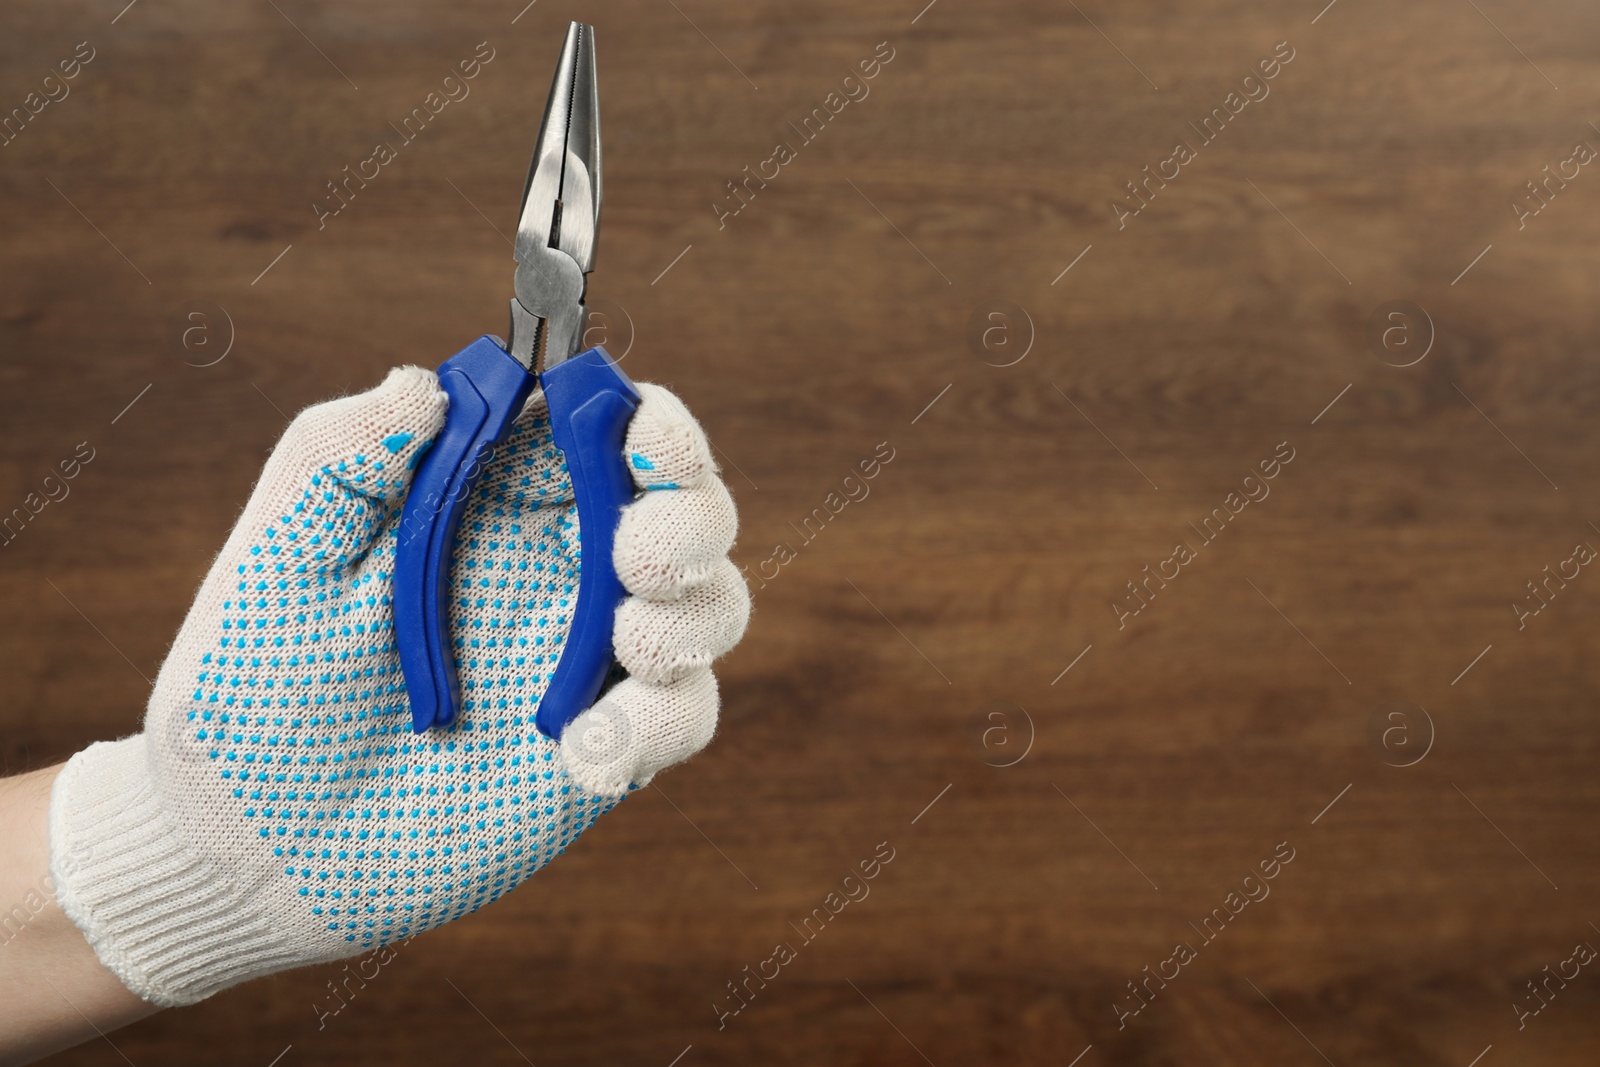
[508, 21, 601, 373]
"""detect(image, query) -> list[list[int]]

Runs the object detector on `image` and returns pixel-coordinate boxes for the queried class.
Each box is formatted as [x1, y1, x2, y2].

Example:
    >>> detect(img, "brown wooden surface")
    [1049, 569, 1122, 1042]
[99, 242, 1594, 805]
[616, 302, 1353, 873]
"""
[5, 0, 1600, 1063]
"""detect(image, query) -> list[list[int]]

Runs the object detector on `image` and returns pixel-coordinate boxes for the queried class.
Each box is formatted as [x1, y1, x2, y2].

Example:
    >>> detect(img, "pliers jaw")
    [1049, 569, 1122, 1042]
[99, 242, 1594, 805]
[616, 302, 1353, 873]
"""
[507, 21, 602, 373]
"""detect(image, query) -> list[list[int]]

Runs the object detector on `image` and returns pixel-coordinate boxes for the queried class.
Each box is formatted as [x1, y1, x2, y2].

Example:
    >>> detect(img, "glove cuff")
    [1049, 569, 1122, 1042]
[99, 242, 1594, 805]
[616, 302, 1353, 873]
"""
[49, 735, 301, 1006]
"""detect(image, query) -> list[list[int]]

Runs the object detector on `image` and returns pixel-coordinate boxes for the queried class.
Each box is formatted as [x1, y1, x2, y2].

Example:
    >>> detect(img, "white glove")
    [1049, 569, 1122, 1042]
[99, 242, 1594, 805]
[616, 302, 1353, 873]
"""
[47, 367, 749, 1006]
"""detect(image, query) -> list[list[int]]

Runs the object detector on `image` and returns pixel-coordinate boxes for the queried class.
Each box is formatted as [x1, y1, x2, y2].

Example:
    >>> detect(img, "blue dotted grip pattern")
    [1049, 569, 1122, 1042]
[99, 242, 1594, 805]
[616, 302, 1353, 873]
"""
[198, 365, 618, 949]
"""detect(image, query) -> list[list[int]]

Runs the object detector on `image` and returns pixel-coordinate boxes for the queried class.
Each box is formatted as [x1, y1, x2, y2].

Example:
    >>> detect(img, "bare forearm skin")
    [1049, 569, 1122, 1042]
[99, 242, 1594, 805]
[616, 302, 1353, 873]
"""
[0, 764, 158, 1066]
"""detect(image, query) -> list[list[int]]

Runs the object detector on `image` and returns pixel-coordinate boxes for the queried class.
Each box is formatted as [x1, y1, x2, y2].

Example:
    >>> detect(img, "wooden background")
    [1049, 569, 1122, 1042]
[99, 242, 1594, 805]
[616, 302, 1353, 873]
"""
[4, 0, 1600, 1063]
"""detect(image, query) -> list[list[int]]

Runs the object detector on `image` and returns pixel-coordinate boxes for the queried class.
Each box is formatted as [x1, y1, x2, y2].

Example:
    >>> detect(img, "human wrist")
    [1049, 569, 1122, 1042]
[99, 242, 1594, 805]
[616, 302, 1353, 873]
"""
[49, 735, 305, 1007]
[0, 762, 157, 1062]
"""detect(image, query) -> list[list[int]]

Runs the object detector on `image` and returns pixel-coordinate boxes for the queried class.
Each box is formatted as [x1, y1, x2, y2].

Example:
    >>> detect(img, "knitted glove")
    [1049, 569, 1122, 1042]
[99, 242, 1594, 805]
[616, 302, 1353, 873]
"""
[47, 366, 749, 1006]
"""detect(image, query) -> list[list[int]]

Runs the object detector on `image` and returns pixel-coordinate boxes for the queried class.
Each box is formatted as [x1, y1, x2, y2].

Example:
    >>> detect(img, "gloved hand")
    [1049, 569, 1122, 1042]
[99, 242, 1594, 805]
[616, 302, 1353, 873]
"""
[47, 366, 749, 1006]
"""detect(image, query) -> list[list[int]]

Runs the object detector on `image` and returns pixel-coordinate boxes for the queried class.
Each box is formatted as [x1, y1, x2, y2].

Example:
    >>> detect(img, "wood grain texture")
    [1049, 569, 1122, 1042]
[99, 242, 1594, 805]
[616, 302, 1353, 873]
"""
[4, 0, 1600, 1063]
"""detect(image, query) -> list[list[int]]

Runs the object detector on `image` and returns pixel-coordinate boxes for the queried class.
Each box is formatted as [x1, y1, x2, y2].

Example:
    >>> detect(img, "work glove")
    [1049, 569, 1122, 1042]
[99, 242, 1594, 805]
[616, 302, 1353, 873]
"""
[47, 366, 749, 1006]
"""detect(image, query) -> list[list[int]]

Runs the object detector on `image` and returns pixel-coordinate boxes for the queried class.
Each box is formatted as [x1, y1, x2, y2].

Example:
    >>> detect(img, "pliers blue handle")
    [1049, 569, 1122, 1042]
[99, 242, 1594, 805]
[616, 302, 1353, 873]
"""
[393, 337, 638, 738]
